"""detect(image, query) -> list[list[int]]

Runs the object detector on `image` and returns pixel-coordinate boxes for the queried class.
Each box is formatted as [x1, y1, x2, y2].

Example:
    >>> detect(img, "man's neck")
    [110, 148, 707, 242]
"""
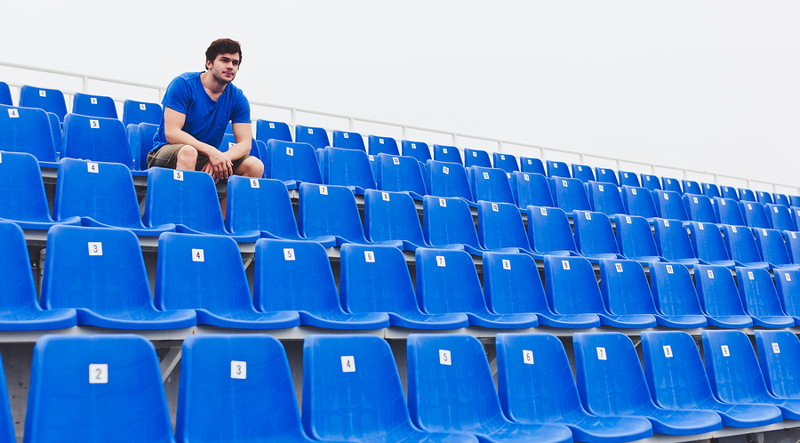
[200, 71, 227, 96]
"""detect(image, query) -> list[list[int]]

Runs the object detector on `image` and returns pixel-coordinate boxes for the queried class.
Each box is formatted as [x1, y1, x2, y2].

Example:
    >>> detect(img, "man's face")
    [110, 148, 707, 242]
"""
[206, 53, 240, 84]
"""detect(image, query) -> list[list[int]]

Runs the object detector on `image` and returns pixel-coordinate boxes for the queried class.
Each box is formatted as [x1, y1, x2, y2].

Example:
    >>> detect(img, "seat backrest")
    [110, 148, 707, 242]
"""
[681, 179, 702, 195]
[757, 190, 775, 205]
[0, 221, 51, 313]
[177, 335, 309, 442]
[721, 225, 762, 264]
[654, 189, 689, 220]
[543, 255, 607, 315]
[661, 177, 682, 193]
[572, 210, 620, 257]
[649, 262, 706, 316]
[61, 114, 133, 167]
[640, 173, 662, 190]
[464, 148, 492, 168]
[571, 163, 595, 182]
[425, 160, 474, 202]
[401, 140, 431, 163]
[364, 189, 427, 246]
[375, 153, 427, 196]
[774, 268, 800, 318]
[739, 188, 757, 202]
[0, 151, 55, 223]
[735, 267, 790, 320]
[367, 135, 398, 156]
[621, 185, 658, 218]
[713, 197, 745, 226]
[702, 182, 722, 199]
[525, 206, 578, 255]
[594, 167, 620, 186]
[686, 222, 730, 264]
[774, 193, 791, 207]
[477, 201, 530, 251]
[122, 99, 162, 126]
[740, 201, 772, 229]
[492, 152, 519, 173]
[551, 177, 591, 213]
[519, 156, 545, 174]
[415, 248, 491, 315]
[340, 243, 421, 315]
[618, 170, 640, 187]
[683, 194, 718, 223]
[546, 160, 570, 178]
[0, 104, 58, 162]
[598, 259, 658, 316]
[701, 330, 772, 403]
[766, 203, 796, 231]
[19, 85, 68, 121]
[572, 332, 655, 415]
[653, 218, 697, 262]
[482, 251, 551, 315]
[0, 82, 11, 106]
[265, 139, 323, 185]
[298, 183, 367, 243]
[613, 214, 661, 260]
[144, 168, 226, 234]
[254, 119, 292, 144]
[586, 181, 625, 216]
[754, 330, 800, 399]
[433, 144, 463, 164]
[321, 146, 377, 190]
[721, 186, 740, 200]
[24, 335, 172, 443]
[294, 124, 330, 149]
[72, 92, 118, 119]
[54, 158, 145, 229]
[693, 264, 749, 317]
[784, 230, 800, 264]
[226, 176, 302, 238]
[510, 172, 554, 208]
[755, 228, 793, 267]
[332, 130, 366, 151]
[469, 166, 515, 204]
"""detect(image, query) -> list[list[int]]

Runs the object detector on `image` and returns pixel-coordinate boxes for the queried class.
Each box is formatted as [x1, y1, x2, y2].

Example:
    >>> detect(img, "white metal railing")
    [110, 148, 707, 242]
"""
[1, 60, 797, 195]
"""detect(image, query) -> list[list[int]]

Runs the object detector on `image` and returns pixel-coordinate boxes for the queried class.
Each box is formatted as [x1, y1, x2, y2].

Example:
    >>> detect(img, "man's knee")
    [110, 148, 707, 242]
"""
[237, 157, 264, 178]
[175, 145, 199, 168]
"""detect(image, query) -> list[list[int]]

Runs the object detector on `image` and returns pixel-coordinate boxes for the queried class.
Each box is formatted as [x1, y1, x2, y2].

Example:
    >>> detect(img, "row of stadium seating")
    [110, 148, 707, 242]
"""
[15, 330, 800, 442]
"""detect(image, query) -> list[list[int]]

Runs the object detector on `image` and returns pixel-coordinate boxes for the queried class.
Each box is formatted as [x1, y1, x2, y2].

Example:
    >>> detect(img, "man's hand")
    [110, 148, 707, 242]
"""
[201, 147, 233, 180]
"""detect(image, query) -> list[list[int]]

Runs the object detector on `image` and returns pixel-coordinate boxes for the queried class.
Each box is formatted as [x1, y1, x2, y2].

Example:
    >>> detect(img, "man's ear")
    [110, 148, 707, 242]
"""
[205, 59, 212, 70]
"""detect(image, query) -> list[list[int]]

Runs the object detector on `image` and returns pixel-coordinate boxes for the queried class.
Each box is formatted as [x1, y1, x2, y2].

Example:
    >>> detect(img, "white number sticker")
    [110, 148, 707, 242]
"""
[721, 345, 730, 357]
[561, 179, 568, 187]
[89, 363, 108, 384]
[762, 229, 768, 237]
[268, 122, 275, 128]
[436, 256, 447, 267]
[491, 203, 499, 212]
[625, 216, 632, 224]
[523, 350, 534, 365]
[698, 223, 705, 230]
[577, 166, 583, 171]
[381, 192, 390, 201]
[664, 193, 670, 200]
[720, 199, 726, 206]
[341, 356, 356, 372]
[615, 263, 624, 272]
[502, 259, 512, 270]
[786, 273, 793, 282]
[439, 349, 452, 365]
[693, 197, 698, 204]
[442, 166, 450, 175]
[666, 265, 674, 274]
[663, 345, 673, 358]
[439, 198, 447, 207]
[319, 185, 328, 195]
[231, 360, 247, 379]
[539, 207, 547, 216]
[500, 155, 506, 160]
[598, 184, 604, 192]
[368, 155, 374, 161]
[88, 242, 103, 256]
[585, 212, 592, 220]
[283, 248, 296, 261]
[523, 174, 530, 181]
[90, 97, 98, 104]
[192, 249, 204, 262]
[343, 133, 349, 139]
[731, 226, 737, 233]
[307, 128, 314, 134]
[707, 270, 715, 279]
[286, 147, 294, 156]
[364, 250, 375, 263]
[379, 138, 384, 144]
[139, 103, 147, 111]
[748, 271, 754, 280]
[87, 162, 99, 173]
[173, 170, 184, 181]
[38, 90, 46, 97]
[482, 172, 490, 180]
[472, 152, 477, 157]
[596, 347, 607, 361]
[663, 219, 670, 227]
[631, 188, 638, 195]
[7, 108, 18, 118]
[747, 204, 753, 210]
[392, 157, 400, 165]
[774, 206, 780, 213]
[772, 342, 781, 354]
[442, 148, 448, 154]
[411, 143, 417, 149]
[561, 260, 570, 270]
[89, 119, 100, 129]
[249, 179, 260, 188]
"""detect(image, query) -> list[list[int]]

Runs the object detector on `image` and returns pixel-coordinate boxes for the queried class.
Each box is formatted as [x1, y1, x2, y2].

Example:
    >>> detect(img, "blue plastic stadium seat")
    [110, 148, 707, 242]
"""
[367, 135, 399, 156]
[477, 201, 534, 254]
[483, 251, 600, 328]
[519, 156, 545, 174]
[299, 182, 400, 248]
[720, 225, 770, 269]
[177, 335, 321, 442]
[319, 146, 376, 193]
[496, 333, 652, 442]
[573, 333, 723, 435]
[72, 92, 117, 119]
[255, 239, 390, 329]
[122, 99, 161, 126]
[155, 232, 300, 329]
[0, 104, 58, 162]
[571, 163, 595, 182]
[363, 189, 433, 250]
[740, 201, 772, 229]
[0, 82, 11, 105]
[721, 186, 740, 200]
[572, 210, 625, 260]
[600, 259, 704, 328]
[340, 244, 468, 329]
[613, 214, 667, 264]
[735, 267, 795, 328]
[0, 221, 77, 330]
[661, 177, 682, 194]
[525, 205, 580, 258]
[653, 189, 688, 220]
[332, 130, 365, 151]
[757, 190, 775, 205]
[649, 262, 710, 327]
[693, 264, 754, 328]
[464, 148, 491, 168]
[543, 255, 656, 328]
[594, 167, 619, 186]
[681, 179, 702, 195]
[407, 334, 572, 442]
[433, 144, 463, 164]
[702, 330, 800, 419]
[24, 335, 173, 443]
[766, 203, 796, 230]
[640, 173, 661, 191]
[509, 172, 554, 209]
[144, 167, 260, 241]
[469, 166, 515, 204]
[54, 158, 176, 236]
[653, 218, 702, 265]
[423, 195, 487, 255]
[218, 134, 264, 162]
[127, 122, 159, 170]
[492, 152, 519, 173]
[304, 335, 477, 442]
[264, 139, 322, 188]
[754, 228, 800, 269]
[19, 85, 67, 121]
[792, 196, 800, 207]
[774, 268, 800, 325]
[739, 188, 757, 202]
[415, 248, 538, 328]
[641, 331, 782, 428]
[686, 222, 736, 268]
[374, 153, 427, 199]
[586, 181, 626, 216]
[620, 186, 658, 219]
[0, 151, 80, 230]
[401, 140, 432, 163]
[254, 119, 291, 145]
[774, 193, 791, 207]
[225, 176, 334, 246]
[294, 124, 329, 149]
[713, 197, 746, 226]
[41, 225, 196, 329]
[702, 182, 722, 199]
[785, 230, 800, 264]
[546, 160, 570, 178]
[683, 193, 718, 223]
[755, 330, 800, 400]
[618, 170, 640, 187]
[61, 114, 133, 167]
[551, 177, 591, 214]
[426, 160, 474, 203]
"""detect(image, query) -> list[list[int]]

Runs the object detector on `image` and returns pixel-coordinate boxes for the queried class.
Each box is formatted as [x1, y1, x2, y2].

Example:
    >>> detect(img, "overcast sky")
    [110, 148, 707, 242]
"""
[1, 1, 799, 191]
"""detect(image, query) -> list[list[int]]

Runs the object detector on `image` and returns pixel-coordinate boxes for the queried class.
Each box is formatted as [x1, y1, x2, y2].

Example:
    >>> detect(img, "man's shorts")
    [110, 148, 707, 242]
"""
[147, 144, 251, 172]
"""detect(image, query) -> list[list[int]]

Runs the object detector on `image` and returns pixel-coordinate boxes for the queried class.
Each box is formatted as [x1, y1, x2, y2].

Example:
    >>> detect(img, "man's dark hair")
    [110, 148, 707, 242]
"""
[205, 38, 242, 69]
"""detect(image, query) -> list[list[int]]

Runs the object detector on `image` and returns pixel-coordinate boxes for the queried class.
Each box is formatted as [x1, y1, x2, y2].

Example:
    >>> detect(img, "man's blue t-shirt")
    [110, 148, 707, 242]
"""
[152, 71, 250, 152]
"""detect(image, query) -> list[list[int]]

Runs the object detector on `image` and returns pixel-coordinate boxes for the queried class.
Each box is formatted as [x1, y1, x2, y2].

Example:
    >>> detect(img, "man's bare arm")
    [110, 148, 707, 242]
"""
[225, 122, 254, 162]
[163, 107, 233, 178]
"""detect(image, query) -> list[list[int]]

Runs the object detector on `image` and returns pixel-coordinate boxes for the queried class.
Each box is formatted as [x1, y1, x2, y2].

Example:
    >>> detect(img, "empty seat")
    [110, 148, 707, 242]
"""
[785, 230, 800, 264]
[573, 332, 723, 435]
[774, 268, 800, 325]
[740, 201, 772, 229]
[469, 166, 515, 204]
[319, 146, 376, 193]
[701, 182, 721, 198]
[720, 225, 770, 269]
[155, 232, 300, 329]
[693, 264, 754, 328]
[682, 194, 718, 223]
[509, 172, 554, 209]
[551, 177, 591, 214]
[492, 152, 519, 173]
[0, 104, 58, 162]
[618, 170, 640, 187]
[415, 248, 538, 328]
[713, 197, 746, 226]
[127, 122, 159, 170]
[464, 148, 492, 168]
[254, 238, 390, 329]
[775, 193, 791, 207]
[72, 92, 118, 119]
[425, 160, 474, 202]
[620, 185, 658, 219]
[122, 99, 161, 126]
[144, 167, 260, 241]
[755, 330, 800, 400]
[641, 331, 782, 428]
[754, 228, 799, 269]
[766, 203, 796, 231]
[483, 251, 600, 328]
[424, 195, 492, 255]
[367, 135, 399, 156]
[653, 189, 689, 220]
[406, 334, 572, 442]
[544, 255, 657, 328]
[702, 330, 800, 419]
[613, 214, 666, 264]
[61, 114, 133, 167]
[586, 181, 626, 216]
[739, 188, 757, 202]
[401, 139, 432, 163]
[640, 173, 662, 191]
[0, 151, 80, 230]
[686, 222, 736, 268]
[661, 177, 682, 193]
[681, 179, 702, 195]
[364, 189, 431, 250]
[525, 206, 579, 258]
[177, 335, 320, 442]
[0, 81, 11, 105]
[294, 124, 329, 149]
[374, 153, 427, 199]
[653, 218, 702, 265]
[594, 167, 620, 186]
[496, 333, 653, 442]
[433, 144, 463, 164]
[757, 190, 775, 205]
[340, 243, 468, 329]
[735, 267, 795, 328]
[572, 210, 625, 260]
[546, 160, 570, 178]
[254, 119, 292, 145]
[264, 139, 322, 187]
[24, 335, 173, 443]
[19, 85, 67, 121]
[519, 156, 545, 174]
[721, 185, 740, 200]
[571, 163, 595, 182]
[477, 201, 535, 254]
[332, 129, 366, 151]
[649, 262, 710, 326]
